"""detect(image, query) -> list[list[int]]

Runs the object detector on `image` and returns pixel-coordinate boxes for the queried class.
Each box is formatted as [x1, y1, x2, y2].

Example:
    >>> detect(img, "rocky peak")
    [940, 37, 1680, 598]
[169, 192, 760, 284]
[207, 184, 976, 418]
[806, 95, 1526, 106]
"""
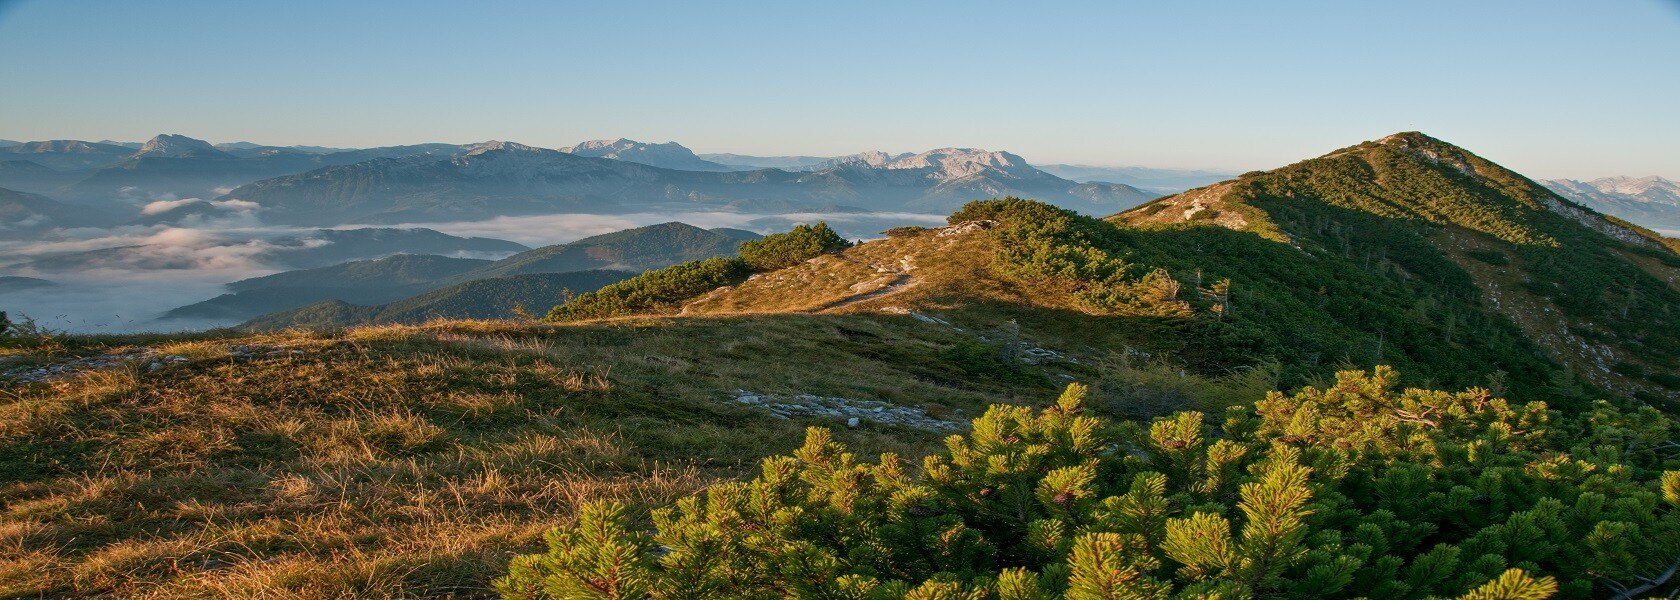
[884, 148, 1041, 180]
[134, 134, 225, 158]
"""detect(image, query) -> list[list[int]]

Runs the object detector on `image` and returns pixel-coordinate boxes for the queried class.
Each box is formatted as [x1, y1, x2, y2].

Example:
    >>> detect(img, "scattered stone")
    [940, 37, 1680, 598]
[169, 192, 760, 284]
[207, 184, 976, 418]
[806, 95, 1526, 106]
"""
[731, 390, 964, 432]
[937, 220, 996, 237]
[910, 311, 957, 329]
[2, 347, 158, 383]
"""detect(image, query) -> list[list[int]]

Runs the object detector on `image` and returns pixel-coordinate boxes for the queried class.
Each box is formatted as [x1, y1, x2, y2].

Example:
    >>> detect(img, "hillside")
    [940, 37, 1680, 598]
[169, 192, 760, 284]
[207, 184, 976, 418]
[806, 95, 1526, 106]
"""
[243, 270, 635, 329]
[194, 222, 749, 328]
[0, 186, 78, 232]
[448, 222, 755, 284]
[573, 133, 1680, 408]
[163, 254, 493, 321]
[0, 313, 1096, 596]
[1114, 132, 1680, 405]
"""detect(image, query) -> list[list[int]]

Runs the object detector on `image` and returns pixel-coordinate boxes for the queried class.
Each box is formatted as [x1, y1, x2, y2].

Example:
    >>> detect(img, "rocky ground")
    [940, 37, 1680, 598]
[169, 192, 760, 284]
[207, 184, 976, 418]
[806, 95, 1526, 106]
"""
[730, 389, 966, 431]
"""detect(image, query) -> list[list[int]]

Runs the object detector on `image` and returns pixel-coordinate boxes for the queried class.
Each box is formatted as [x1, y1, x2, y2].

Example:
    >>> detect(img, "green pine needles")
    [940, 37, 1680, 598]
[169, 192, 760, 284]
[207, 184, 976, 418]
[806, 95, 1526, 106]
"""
[499, 369, 1679, 599]
[547, 223, 852, 321]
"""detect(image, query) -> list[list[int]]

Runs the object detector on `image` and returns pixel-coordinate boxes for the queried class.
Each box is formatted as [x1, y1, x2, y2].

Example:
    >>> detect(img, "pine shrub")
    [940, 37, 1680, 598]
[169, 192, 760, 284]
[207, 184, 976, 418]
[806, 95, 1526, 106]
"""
[738, 222, 853, 271]
[499, 369, 1679, 598]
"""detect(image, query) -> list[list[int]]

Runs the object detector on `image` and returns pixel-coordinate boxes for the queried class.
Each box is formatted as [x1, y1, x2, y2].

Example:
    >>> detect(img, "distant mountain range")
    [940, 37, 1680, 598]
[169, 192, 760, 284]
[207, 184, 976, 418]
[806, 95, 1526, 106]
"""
[0, 186, 82, 234]
[1543, 176, 1680, 229]
[696, 153, 834, 170]
[216, 141, 1157, 223]
[0, 134, 1172, 226]
[560, 138, 735, 171]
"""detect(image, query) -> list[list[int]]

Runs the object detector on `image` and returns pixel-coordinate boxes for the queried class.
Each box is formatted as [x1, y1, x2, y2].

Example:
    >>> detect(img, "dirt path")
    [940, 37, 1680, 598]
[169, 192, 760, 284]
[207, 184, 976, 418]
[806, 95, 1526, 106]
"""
[817, 272, 914, 311]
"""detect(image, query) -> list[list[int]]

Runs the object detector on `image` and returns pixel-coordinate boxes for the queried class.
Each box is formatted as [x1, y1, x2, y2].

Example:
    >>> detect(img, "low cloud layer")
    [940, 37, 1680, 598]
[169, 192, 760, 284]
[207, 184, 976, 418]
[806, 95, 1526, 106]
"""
[372, 210, 949, 247]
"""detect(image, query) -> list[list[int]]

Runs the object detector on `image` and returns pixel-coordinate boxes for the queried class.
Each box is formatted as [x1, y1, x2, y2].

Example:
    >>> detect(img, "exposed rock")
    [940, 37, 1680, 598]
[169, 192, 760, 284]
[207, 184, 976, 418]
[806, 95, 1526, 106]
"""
[730, 390, 964, 432]
[2, 347, 157, 383]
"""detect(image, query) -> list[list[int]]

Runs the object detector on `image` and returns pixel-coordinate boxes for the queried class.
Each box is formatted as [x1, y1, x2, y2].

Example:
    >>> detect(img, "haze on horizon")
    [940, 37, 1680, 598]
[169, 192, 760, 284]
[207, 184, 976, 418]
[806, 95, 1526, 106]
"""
[1, 0, 1676, 179]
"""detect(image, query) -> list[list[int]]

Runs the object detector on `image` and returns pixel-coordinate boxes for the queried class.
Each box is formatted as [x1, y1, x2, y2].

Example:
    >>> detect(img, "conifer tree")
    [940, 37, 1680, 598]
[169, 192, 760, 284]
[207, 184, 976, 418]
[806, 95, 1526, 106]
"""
[499, 369, 1680, 599]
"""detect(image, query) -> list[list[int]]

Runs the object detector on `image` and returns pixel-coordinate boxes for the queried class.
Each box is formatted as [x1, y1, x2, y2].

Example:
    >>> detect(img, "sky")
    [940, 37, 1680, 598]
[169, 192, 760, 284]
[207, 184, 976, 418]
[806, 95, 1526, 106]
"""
[1, 0, 1676, 178]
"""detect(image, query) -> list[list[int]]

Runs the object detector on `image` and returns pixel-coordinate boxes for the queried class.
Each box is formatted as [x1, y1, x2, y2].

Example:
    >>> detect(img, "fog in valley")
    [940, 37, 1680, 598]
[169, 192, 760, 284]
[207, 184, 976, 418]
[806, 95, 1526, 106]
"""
[0, 207, 946, 333]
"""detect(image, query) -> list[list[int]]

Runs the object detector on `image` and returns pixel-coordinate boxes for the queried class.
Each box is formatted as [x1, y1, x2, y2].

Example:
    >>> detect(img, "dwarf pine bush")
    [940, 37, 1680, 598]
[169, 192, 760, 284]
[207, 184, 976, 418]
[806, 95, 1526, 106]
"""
[548, 223, 852, 321]
[499, 369, 1679, 599]
[738, 222, 853, 271]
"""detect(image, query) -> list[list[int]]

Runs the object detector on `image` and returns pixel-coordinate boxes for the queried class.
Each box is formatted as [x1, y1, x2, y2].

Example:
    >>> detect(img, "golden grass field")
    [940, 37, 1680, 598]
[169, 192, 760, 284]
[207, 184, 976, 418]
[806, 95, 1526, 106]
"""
[0, 308, 1278, 598]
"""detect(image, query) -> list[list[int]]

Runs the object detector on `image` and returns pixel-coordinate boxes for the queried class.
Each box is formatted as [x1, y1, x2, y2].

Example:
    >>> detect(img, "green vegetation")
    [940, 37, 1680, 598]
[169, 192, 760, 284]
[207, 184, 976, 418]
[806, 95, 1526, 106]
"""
[1105, 134, 1680, 405]
[548, 222, 851, 321]
[459, 222, 755, 283]
[501, 369, 1680, 599]
[0, 314, 1071, 597]
[738, 222, 853, 271]
[953, 198, 1566, 405]
[951, 198, 1189, 317]
[545, 257, 755, 320]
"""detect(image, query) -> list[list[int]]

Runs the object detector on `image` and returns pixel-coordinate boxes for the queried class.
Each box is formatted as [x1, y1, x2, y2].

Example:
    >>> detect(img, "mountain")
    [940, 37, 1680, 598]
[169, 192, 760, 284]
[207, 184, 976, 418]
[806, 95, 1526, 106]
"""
[0, 140, 19, 148]
[35, 137, 476, 204]
[0, 187, 79, 232]
[220, 142, 1159, 223]
[446, 222, 757, 284]
[163, 254, 492, 321]
[266, 228, 527, 268]
[560, 138, 733, 171]
[214, 142, 357, 155]
[1543, 176, 1680, 229]
[602, 132, 1680, 407]
[798, 151, 912, 171]
[0, 160, 84, 196]
[1035, 164, 1237, 193]
[0, 140, 134, 170]
[7, 227, 527, 273]
[131, 134, 230, 159]
[312, 142, 470, 165]
[1111, 131, 1680, 405]
[696, 153, 836, 170]
[56, 134, 327, 202]
[0, 275, 56, 293]
[243, 269, 633, 329]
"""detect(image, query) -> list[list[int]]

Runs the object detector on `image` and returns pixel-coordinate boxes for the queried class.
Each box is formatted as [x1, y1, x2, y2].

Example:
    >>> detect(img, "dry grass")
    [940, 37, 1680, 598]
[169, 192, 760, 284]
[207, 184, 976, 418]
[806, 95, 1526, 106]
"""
[684, 227, 1087, 317]
[0, 260, 1278, 597]
[0, 313, 1063, 598]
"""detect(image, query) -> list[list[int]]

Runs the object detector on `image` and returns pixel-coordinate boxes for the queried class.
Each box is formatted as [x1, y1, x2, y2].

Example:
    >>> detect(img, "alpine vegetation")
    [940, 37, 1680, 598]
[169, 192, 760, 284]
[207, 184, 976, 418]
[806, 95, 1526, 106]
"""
[500, 372, 1680, 599]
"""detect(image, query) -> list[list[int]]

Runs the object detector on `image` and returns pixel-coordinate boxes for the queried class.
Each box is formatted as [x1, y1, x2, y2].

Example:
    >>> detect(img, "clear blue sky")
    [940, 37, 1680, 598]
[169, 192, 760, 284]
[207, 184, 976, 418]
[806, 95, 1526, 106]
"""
[1, 0, 1676, 178]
